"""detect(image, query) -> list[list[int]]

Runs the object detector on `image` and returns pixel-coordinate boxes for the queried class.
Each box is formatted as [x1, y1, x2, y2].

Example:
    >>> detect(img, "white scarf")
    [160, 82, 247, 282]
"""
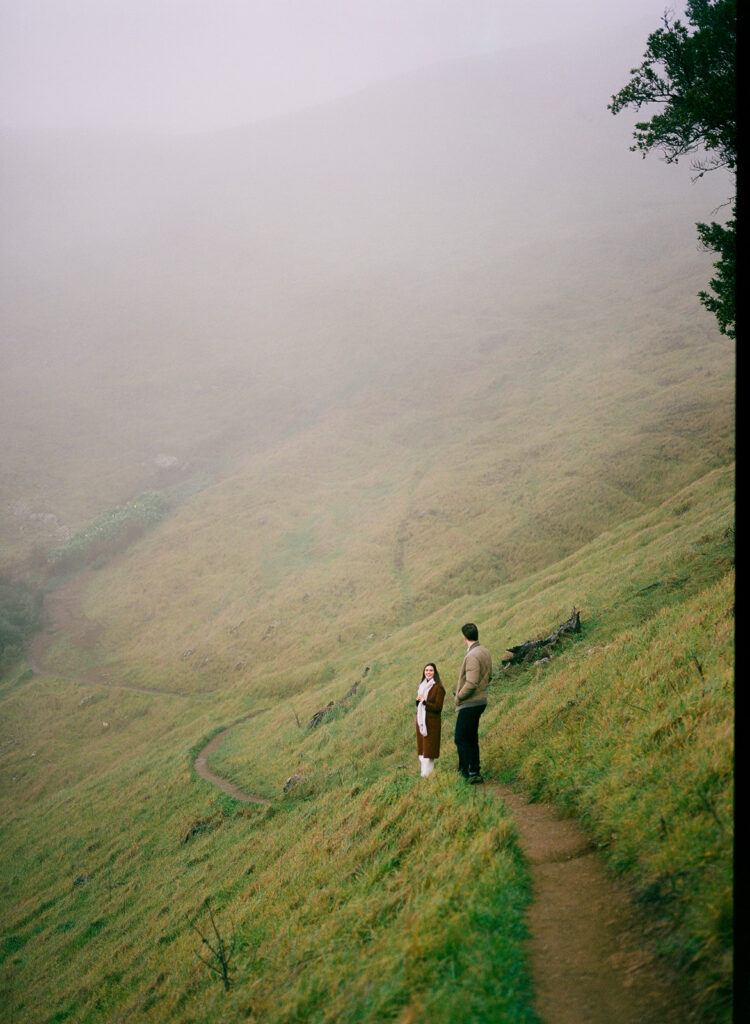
[416, 678, 435, 736]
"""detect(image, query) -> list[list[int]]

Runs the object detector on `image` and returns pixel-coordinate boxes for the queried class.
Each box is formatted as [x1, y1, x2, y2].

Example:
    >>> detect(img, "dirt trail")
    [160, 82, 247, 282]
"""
[30, 577, 700, 1023]
[192, 713, 700, 1024]
[193, 718, 271, 806]
[492, 783, 699, 1024]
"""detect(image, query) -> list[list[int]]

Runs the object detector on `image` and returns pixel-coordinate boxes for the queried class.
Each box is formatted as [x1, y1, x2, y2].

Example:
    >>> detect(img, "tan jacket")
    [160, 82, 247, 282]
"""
[455, 642, 492, 709]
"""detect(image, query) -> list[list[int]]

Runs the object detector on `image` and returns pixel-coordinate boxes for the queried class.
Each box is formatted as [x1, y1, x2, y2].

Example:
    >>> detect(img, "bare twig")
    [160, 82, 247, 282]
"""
[188, 900, 235, 992]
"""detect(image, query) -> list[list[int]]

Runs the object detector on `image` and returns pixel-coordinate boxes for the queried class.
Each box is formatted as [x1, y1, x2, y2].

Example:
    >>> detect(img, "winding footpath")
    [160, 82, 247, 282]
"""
[32, 577, 701, 1024]
[193, 717, 271, 806]
[194, 719, 699, 1024]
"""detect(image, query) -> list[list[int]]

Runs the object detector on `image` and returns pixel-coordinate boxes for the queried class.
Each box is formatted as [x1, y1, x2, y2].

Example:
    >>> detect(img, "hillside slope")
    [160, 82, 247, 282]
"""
[0, 465, 733, 1023]
[0, 23, 735, 1024]
[1, 28, 733, 562]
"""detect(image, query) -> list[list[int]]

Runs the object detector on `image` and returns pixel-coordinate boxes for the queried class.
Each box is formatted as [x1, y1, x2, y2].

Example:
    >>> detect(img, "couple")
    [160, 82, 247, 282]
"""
[415, 622, 492, 783]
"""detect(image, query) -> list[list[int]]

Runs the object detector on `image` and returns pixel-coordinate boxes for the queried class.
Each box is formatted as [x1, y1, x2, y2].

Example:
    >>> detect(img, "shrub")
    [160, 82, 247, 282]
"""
[47, 491, 170, 575]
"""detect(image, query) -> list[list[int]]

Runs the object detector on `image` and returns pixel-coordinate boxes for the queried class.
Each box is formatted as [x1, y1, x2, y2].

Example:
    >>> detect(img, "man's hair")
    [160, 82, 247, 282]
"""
[461, 623, 479, 642]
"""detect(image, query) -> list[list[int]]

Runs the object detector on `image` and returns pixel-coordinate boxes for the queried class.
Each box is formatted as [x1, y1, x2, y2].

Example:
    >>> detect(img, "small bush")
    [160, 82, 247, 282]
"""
[47, 491, 170, 575]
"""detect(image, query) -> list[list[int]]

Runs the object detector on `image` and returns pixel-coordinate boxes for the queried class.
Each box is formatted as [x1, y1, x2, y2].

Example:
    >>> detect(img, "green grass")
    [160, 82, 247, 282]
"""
[484, 571, 734, 1021]
[55, 315, 732, 701]
[1, 745, 537, 1024]
[0, 460, 734, 1023]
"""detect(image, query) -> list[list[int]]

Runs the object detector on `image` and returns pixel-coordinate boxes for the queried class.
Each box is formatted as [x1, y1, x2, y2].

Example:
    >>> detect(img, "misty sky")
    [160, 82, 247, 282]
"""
[2, 0, 683, 134]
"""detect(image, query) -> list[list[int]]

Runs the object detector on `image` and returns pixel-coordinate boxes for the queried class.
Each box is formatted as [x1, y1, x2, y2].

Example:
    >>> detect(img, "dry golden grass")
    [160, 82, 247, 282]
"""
[58, 305, 733, 704]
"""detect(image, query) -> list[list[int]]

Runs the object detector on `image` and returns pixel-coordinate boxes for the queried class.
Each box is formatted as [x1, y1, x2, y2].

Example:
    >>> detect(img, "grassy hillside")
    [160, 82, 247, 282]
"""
[0, 26, 735, 1024]
[0, 463, 734, 1023]
[0, 31, 732, 563]
[44, 305, 730, 699]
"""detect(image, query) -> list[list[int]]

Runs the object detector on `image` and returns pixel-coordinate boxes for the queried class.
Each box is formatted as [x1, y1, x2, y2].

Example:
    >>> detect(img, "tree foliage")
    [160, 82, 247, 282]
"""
[609, 0, 736, 338]
[696, 209, 736, 338]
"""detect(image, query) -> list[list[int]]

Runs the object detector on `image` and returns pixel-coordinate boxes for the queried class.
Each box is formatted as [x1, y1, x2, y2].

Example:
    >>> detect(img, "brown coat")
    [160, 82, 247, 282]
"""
[416, 682, 445, 759]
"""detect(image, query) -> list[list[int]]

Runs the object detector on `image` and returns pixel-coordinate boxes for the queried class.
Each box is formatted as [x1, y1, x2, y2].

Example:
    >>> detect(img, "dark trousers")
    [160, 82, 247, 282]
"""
[454, 704, 485, 777]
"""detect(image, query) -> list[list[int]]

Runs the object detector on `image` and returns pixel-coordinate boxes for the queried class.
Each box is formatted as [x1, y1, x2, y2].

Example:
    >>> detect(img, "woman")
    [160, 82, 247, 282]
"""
[415, 662, 446, 777]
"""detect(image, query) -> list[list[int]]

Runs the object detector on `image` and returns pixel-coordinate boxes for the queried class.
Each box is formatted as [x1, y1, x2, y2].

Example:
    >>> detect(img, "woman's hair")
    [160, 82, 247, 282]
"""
[422, 663, 443, 686]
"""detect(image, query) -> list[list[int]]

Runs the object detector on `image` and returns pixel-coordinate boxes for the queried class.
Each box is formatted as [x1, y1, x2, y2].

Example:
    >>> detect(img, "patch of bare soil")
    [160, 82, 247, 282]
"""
[492, 784, 701, 1024]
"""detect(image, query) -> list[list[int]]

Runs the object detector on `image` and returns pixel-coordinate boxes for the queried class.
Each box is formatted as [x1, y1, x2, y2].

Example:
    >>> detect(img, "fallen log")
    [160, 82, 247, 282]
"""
[502, 608, 581, 666]
[308, 679, 361, 729]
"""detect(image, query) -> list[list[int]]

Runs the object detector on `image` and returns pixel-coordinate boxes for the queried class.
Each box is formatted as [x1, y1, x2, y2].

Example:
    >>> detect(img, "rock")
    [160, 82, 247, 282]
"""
[283, 773, 305, 793]
[262, 621, 280, 640]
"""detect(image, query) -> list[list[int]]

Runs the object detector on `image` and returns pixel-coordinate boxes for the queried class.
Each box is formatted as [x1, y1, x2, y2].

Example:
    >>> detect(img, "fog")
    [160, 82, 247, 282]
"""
[1, 1, 729, 560]
[3, 0, 675, 133]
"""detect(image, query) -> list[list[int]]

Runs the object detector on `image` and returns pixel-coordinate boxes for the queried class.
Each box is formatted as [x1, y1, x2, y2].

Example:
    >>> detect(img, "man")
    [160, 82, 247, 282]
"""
[454, 622, 492, 783]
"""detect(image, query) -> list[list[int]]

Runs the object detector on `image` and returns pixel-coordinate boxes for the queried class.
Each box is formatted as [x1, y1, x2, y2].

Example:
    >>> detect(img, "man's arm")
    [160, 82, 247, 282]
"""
[455, 651, 479, 702]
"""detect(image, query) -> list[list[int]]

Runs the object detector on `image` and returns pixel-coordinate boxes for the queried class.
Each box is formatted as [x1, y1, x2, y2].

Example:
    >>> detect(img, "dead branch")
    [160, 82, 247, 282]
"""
[502, 608, 581, 666]
[308, 679, 361, 729]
